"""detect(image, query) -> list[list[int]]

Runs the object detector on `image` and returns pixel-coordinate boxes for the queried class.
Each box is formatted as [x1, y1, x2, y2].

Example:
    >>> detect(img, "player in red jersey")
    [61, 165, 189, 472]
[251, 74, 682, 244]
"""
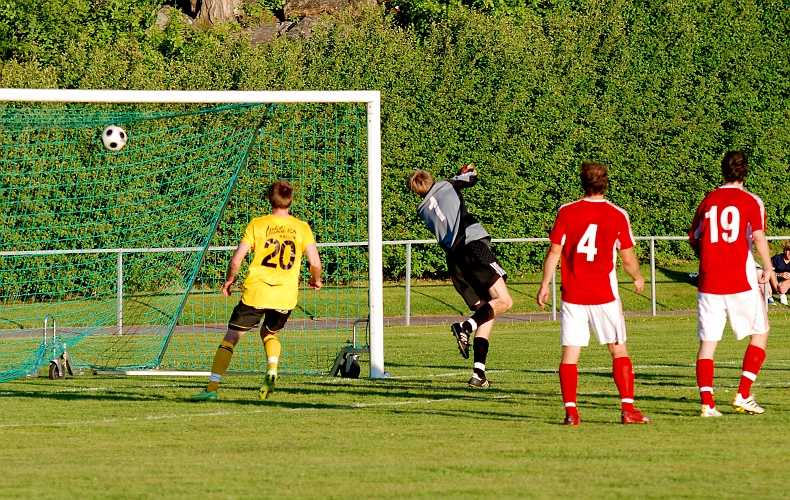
[689, 151, 772, 417]
[538, 162, 651, 426]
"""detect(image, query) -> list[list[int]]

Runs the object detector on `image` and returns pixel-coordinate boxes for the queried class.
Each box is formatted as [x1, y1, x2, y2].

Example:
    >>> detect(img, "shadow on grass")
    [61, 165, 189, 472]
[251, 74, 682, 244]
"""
[0, 389, 170, 402]
[657, 267, 698, 285]
[410, 287, 466, 315]
[383, 361, 474, 371]
[506, 281, 540, 301]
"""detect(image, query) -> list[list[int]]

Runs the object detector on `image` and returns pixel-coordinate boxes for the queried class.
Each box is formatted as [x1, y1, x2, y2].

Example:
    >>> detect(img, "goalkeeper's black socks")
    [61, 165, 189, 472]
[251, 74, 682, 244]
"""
[473, 337, 489, 380]
[463, 303, 495, 333]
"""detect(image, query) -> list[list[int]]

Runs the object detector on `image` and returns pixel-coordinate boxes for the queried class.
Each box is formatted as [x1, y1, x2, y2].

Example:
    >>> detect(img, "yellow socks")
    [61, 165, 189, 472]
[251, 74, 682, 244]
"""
[263, 334, 281, 371]
[205, 335, 279, 393]
[206, 340, 234, 392]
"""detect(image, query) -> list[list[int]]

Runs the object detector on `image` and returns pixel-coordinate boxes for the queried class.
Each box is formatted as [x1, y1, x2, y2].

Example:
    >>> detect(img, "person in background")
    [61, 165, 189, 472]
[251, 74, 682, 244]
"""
[768, 240, 790, 305]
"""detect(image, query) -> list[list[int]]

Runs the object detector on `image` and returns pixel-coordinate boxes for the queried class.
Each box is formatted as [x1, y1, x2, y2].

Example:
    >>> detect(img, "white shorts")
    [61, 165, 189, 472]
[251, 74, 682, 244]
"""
[698, 289, 769, 342]
[561, 300, 626, 346]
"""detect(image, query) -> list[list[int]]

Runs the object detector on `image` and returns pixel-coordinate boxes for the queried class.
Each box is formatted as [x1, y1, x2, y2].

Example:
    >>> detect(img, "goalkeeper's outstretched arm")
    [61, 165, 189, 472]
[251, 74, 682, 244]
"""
[448, 163, 478, 189]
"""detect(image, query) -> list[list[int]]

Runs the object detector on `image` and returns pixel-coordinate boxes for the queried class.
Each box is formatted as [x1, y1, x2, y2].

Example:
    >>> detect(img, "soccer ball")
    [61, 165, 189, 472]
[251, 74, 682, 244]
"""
[101, 125, 127, 152]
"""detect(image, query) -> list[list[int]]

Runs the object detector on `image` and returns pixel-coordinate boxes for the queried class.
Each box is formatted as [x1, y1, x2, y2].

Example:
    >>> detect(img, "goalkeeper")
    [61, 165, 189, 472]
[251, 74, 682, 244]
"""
[192, 179, 322, 401]
[407, 164, 513, 388]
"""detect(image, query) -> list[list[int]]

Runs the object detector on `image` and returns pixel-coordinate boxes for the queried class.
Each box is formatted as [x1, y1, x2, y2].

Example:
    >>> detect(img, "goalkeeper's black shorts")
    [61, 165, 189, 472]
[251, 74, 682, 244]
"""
[446, 239, 507, 310]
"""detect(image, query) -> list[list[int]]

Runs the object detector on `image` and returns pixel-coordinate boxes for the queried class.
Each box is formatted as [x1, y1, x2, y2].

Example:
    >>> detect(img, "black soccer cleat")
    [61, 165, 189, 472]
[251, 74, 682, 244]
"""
[468, 375, 490, 388]
[451, 323, 470, 359]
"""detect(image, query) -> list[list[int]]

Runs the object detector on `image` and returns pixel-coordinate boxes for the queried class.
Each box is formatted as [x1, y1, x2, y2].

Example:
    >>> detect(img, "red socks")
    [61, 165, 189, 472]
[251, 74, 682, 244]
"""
[698, 346, 766, 407]
[737, 345, 766, 397]
[696, 358, 715, 407]
[559, 363, 579, 418]
[562, 359, 637, 416]
[612, 357, 635, 412]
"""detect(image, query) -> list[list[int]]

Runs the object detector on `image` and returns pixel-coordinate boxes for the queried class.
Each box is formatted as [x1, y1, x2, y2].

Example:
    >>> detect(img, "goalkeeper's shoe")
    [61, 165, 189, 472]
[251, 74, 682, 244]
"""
[468, 375, 490, 389]
[732, 393, 764, 414]
[451, 323, 470, 359]
[700, 404, 723, 418]
[259, 367, 278, 400]
[190, 390, 217, 402]
[621, 409, 653, 424]
[564, 415, 581, 426]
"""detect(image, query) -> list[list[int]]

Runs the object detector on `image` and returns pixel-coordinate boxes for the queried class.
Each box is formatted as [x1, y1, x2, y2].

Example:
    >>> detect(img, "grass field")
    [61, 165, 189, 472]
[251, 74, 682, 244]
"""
[2, 312, 790, 499]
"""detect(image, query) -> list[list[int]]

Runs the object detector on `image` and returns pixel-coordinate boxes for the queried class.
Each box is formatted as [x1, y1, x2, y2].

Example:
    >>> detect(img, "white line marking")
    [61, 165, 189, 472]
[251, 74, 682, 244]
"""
[387, 369, 510, 379]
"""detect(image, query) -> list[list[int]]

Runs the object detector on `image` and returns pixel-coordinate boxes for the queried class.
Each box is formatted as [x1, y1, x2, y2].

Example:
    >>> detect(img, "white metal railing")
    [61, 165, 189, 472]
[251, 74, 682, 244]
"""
[392, 235, 785, 324]
[2, 235, 784, 328]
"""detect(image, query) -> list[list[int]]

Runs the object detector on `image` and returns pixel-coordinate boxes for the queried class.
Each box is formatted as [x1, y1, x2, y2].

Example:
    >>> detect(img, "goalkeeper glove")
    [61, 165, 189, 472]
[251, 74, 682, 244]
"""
[459, 163, 476, 176]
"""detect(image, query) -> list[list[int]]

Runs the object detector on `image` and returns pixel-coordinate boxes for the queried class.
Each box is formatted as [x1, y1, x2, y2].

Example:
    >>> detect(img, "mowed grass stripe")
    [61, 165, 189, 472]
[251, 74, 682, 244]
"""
[2, 314, 790, 499]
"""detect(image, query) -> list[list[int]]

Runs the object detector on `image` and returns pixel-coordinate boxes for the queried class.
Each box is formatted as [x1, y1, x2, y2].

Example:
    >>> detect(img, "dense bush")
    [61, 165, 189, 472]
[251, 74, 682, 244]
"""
[2, 0, 790, 281]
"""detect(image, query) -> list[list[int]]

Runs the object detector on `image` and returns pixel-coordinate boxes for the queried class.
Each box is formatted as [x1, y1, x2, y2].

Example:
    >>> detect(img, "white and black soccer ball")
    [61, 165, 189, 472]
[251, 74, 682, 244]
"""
[101, 125, 127, 152]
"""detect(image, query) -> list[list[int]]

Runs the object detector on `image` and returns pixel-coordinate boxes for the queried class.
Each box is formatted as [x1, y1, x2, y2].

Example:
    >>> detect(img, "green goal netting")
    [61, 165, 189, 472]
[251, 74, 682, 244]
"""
[0, 90, 383, 383]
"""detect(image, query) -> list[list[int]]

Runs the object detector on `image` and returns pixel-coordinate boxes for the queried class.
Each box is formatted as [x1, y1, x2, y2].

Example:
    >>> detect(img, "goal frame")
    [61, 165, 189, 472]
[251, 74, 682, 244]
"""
[0, 88, 385, 379]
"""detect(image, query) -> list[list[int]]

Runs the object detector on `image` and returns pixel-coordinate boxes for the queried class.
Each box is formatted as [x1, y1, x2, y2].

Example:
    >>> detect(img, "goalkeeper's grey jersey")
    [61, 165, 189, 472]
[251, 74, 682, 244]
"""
[416, 172, 490, 252]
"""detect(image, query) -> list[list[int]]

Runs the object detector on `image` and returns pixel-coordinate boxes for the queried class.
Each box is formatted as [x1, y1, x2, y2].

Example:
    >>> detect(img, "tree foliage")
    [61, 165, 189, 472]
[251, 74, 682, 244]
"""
[2, 0, 790, 280]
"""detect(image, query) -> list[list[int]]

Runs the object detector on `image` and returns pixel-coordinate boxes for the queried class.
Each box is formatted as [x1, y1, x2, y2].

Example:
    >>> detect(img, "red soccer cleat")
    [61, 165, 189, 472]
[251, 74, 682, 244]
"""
[621, 409, 653, 425]
[564, 415, 581, 426]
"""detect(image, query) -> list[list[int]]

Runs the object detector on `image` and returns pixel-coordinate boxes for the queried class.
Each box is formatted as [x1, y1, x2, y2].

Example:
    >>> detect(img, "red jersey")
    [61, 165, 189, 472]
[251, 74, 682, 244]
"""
[549, 198, 636, 305]
[689, 186, 766, 294]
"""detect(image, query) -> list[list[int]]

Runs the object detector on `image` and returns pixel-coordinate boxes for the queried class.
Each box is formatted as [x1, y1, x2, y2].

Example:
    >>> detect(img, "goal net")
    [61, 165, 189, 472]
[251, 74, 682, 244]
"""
[0, 89, 384, 383]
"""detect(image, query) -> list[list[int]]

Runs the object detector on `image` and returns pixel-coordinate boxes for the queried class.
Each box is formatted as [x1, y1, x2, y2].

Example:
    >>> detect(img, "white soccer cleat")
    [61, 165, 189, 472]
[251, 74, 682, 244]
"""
[781, 294, 788, 305]
[732, 393, 764, 415]
[700, 404, 722, 418]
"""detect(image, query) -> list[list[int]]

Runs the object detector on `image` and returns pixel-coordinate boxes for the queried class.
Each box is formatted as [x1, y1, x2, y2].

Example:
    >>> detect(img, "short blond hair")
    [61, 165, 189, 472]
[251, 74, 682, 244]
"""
[784, 240, 790, 253]
[407, 170, 435, 196]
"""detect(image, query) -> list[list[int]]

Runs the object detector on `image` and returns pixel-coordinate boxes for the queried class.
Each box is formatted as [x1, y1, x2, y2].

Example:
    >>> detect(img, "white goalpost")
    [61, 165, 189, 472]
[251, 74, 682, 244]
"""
[0, 88, 385, 380]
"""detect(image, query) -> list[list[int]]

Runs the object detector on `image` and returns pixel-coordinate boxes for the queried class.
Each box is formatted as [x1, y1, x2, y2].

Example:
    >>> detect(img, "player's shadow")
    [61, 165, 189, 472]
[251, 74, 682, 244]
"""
[403, 406, 543, 422]
[577, 371, 696, 391]
[0, 388, 169, 402]
[410, 288, 466, 315]
[657, 267, 698, 287]
[505, 280, 541, 300]
[225, 384, 517, 410]
[0, 316, 25, 328]
[215, 374, 529, 405]
[382, 361, 469, 371]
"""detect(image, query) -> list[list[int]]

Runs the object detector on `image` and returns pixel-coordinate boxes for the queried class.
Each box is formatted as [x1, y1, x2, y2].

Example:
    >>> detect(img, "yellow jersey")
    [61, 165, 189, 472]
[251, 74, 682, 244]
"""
[240, 214, 316, 310]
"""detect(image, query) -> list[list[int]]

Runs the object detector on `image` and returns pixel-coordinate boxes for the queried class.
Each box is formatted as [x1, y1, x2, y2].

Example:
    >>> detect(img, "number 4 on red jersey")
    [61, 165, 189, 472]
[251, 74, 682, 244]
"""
[549, 199, 635, 305]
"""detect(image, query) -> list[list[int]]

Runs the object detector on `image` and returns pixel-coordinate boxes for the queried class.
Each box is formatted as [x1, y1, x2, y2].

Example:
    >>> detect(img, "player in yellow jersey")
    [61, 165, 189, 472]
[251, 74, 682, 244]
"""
[191, 179, 322, 401]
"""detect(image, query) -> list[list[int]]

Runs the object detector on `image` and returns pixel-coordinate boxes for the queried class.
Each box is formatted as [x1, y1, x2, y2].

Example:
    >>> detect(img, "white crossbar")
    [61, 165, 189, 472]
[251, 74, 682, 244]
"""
[0, 88, 379, 104]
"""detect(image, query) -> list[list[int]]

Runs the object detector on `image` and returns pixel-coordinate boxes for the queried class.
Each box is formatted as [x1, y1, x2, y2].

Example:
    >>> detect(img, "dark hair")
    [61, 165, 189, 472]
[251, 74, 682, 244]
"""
[268, 179, 294, 209]
[721, 151, 749, 183]
[580, 162, 608, 196]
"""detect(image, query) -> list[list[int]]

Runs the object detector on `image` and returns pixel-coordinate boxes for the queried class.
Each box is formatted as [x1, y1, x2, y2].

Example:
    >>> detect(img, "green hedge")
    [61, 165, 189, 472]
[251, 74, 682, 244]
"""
[2, 0, 790, 280]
